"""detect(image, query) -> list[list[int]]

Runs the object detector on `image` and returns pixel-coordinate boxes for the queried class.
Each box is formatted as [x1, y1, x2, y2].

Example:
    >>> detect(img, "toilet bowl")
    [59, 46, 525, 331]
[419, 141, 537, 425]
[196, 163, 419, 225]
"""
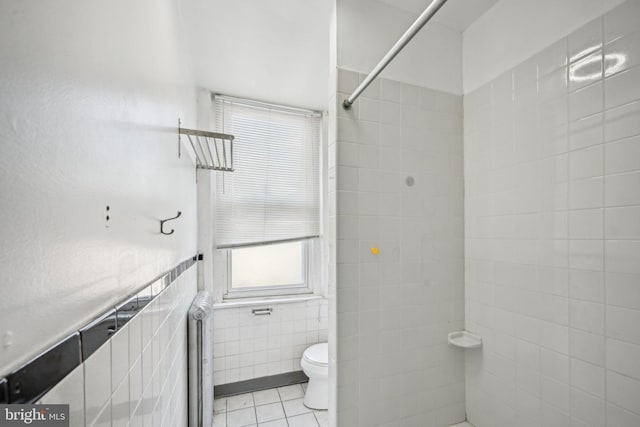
[300, 342, 328, 409]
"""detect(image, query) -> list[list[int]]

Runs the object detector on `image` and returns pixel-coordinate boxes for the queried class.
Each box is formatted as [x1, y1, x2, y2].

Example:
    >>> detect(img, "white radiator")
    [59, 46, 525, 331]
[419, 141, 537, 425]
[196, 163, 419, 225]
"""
[188, 291, 214, 427]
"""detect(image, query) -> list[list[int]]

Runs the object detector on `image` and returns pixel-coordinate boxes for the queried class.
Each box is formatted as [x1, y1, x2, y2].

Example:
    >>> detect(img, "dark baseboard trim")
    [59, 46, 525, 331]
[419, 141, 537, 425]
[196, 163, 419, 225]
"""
[214, 371, 309, 398]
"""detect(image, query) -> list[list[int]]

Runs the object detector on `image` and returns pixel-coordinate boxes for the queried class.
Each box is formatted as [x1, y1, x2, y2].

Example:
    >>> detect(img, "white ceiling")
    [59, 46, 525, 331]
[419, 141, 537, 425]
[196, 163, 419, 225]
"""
[378, 0, 500, 32]
[182, 0, 497, 111]
[182, 0, 331, 111]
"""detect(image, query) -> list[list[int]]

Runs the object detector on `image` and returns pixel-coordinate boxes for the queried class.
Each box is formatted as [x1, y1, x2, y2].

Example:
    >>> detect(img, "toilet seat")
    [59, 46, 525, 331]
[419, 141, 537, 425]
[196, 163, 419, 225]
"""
[302, 343, 328, 367]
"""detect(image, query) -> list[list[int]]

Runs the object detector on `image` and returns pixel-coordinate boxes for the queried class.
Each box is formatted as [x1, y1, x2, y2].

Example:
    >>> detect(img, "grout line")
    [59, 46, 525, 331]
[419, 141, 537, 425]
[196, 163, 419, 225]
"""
[566, 31, 576, 424]
[601, 15, 608, 427]
[252, 391, 257, 426]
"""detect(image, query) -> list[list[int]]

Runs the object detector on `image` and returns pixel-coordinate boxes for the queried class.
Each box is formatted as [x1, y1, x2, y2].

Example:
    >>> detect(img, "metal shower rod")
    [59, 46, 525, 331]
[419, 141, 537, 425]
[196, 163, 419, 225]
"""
[342, 0, 449, 110]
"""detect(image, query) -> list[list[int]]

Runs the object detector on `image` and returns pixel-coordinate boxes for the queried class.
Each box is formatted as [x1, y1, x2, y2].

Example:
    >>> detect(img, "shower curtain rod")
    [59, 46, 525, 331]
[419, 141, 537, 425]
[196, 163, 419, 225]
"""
[342, 0, 449, 110]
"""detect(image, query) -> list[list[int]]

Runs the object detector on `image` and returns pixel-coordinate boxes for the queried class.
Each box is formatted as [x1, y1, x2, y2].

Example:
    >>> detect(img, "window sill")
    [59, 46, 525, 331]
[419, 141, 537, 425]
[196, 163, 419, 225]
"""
[213, 294, 324, 309]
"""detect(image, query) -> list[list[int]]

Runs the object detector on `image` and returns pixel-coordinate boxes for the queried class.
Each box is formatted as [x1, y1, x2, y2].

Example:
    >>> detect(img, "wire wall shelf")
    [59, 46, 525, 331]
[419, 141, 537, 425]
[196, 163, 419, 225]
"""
[179, 127, 234, 172]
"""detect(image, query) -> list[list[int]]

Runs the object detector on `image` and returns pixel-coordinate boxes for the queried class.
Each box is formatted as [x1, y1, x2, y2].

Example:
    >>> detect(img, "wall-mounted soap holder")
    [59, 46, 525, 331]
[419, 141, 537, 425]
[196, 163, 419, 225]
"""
[448, 331, 482, 349]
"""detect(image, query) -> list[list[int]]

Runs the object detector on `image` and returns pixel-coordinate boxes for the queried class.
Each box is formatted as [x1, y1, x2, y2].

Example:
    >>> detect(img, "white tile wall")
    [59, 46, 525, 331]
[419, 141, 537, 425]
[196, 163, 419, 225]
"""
[212, 299, 328, 385]
[39, 264, 198, 427]
[464, 2, 640, 426]
[330, 69, 465, 426]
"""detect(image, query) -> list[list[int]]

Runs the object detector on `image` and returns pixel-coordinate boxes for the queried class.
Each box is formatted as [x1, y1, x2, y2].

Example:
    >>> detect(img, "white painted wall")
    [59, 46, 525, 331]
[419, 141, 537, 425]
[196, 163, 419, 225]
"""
[0, 0, 198, 376]
[337, 0, 463, 95]
[182, 0, 331, 111]
[463, 0, 627, 93]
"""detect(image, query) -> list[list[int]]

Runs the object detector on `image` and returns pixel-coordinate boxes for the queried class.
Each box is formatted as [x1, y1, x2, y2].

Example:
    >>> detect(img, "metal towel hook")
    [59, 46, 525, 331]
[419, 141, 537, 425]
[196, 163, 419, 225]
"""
[160, 211, 182, 235]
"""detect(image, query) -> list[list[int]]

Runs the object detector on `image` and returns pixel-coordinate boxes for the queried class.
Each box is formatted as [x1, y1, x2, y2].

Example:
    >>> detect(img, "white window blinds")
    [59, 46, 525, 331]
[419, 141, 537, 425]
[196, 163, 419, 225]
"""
[214, 95, 321, 248]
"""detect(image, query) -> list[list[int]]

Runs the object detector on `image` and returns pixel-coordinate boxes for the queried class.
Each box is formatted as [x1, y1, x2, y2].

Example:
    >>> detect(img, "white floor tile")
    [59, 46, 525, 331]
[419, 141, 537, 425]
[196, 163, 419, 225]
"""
[227, 407, 257, 427]
[314, 410, 329, 427]
[448, 422, 474, 427]
[218, 383, 319, 427]
[283, 398, 313, 418]
[258, 419, 288, 427]
[253, 388, 281, 406]
[287, 412, 320, 427]
[278, 384, 305, 401]
[255, 403, 285, 423]
[227, 393, 255, 411]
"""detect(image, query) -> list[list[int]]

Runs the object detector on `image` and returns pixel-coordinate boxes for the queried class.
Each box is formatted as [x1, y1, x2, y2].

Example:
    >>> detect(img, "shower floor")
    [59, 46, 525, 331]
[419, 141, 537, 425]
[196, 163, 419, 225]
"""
[213, 382, 328, 427]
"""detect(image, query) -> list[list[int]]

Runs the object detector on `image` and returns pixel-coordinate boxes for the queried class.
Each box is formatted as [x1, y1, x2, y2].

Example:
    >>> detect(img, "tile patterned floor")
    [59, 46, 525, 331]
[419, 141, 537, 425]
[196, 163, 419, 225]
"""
[213, 383, 328, 427]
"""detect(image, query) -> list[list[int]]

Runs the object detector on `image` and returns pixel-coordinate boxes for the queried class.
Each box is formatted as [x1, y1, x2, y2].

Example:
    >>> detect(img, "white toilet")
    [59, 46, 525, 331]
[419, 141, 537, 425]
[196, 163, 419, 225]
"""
[300, 342, 328, 409]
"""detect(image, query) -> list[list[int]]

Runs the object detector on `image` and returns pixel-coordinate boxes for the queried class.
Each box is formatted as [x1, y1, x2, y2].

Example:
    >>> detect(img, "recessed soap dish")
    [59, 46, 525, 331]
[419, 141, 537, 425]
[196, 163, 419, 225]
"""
[448, 331, 482, 349]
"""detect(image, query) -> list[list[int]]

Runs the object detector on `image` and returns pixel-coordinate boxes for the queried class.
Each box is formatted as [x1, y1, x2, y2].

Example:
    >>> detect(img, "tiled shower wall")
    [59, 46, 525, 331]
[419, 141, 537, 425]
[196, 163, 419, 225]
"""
[464, 2, 640, 426]
[38, 265, 197, 427]
[331, 69, 465, 426]
[212, 299, 328, 385]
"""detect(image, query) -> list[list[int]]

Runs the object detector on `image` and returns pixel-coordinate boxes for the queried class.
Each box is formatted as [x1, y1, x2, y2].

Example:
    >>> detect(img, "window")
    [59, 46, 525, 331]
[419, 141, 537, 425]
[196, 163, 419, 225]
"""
[228, 241, 308, 297]
[214, 95, 321, 298]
